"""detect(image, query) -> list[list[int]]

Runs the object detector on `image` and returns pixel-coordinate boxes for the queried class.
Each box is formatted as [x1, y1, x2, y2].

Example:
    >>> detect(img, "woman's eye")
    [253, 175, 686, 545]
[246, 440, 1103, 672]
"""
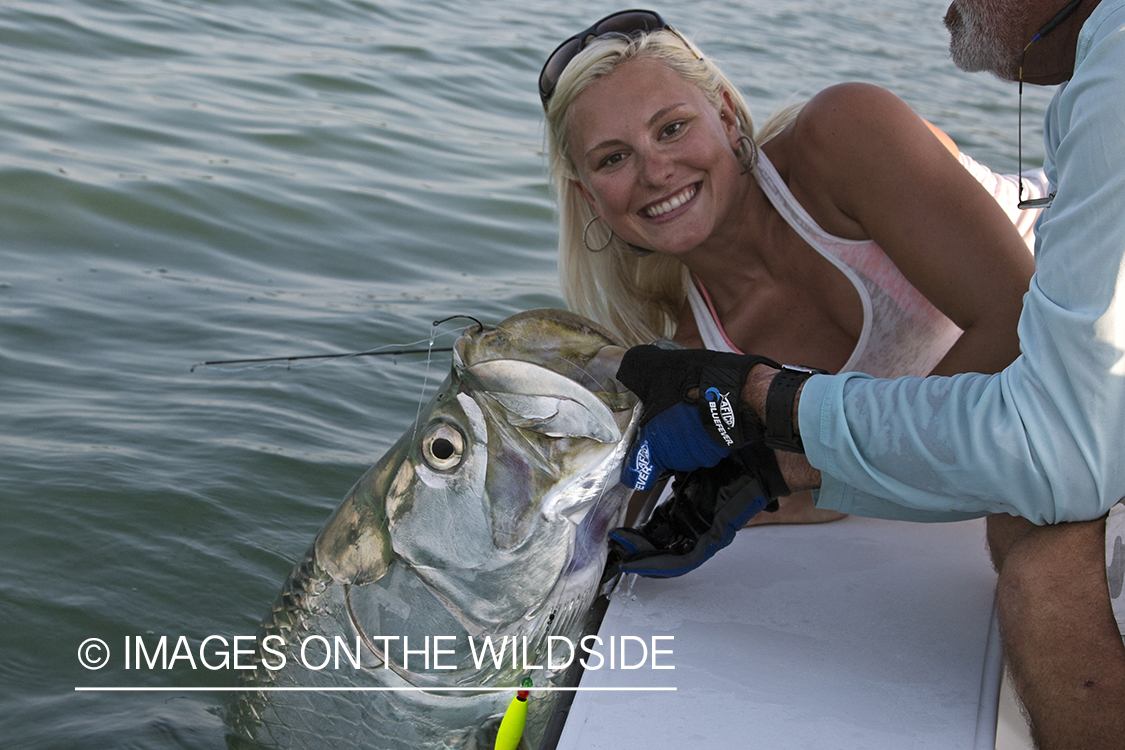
[661, 121, 684, 138]
[420, 422, 465, 471]
[598, 152, 626, 169]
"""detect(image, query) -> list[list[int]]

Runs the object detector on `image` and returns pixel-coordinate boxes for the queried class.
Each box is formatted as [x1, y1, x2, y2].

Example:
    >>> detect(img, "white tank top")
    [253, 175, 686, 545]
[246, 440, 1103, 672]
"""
[686, 151, 1044, 377]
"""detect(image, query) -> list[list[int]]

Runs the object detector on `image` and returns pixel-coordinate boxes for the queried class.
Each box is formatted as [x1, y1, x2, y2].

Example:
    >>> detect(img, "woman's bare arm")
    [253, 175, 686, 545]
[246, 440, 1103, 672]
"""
[784, 83, 1034, 378]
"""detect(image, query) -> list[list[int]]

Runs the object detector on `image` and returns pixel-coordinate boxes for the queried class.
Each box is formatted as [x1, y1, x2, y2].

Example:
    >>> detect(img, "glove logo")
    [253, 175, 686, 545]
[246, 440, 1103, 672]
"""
[634, 441, 655, 487]
[704, 387, 736, 446]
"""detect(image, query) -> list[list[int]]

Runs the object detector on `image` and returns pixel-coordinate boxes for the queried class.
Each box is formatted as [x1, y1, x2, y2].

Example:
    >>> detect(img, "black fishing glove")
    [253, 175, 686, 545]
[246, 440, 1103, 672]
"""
[608, 442, 790, 578]
[616, 344, 779, 490]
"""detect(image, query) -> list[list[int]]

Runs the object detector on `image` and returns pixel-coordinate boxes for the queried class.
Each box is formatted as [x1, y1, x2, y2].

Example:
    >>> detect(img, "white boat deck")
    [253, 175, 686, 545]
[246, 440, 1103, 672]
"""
[557, 516, 1006, 749]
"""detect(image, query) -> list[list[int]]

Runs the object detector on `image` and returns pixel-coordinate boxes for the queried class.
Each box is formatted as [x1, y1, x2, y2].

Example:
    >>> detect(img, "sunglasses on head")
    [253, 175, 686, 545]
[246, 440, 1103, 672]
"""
[538, 9, 688, 106]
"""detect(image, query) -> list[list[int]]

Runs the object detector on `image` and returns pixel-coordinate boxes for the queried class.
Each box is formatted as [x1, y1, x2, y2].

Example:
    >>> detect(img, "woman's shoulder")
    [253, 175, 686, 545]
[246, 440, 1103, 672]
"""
[783, 83, 936, 231]
[794, 83, 917, 150]
[804, 82, 899, 106]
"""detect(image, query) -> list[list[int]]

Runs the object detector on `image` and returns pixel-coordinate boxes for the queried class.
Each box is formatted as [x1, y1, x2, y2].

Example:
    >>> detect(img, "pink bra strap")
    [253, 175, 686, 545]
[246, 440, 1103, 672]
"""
[693, 276, 744, 354]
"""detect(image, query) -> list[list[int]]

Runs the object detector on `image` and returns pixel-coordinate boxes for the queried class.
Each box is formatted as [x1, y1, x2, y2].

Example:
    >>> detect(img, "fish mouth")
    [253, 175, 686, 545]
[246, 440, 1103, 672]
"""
[342, 582, 450, 687]
[641, 183, 699, 219]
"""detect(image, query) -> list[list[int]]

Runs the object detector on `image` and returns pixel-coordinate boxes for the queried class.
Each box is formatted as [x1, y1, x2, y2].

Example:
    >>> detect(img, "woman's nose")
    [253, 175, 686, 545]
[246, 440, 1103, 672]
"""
[637, 147, 674, 187]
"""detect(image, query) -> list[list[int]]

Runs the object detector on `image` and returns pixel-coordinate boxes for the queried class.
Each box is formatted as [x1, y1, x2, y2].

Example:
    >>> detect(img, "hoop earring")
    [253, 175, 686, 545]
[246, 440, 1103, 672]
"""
[737, 134, 759, 174]
[583, 216, 614, 253]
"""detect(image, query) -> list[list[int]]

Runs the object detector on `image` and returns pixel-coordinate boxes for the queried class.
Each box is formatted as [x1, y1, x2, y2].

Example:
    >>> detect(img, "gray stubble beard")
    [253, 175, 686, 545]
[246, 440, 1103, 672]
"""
[944, 0, 1026, 81]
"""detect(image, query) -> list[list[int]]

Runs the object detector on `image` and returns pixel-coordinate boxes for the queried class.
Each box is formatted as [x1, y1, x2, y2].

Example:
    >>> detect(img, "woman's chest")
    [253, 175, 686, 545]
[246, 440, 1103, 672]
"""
[678, 242, 867, 373]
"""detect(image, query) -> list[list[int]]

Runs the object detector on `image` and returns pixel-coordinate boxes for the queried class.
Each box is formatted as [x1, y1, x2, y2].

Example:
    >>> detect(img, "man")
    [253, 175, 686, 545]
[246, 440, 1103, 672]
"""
[612, 1, 1125, 746]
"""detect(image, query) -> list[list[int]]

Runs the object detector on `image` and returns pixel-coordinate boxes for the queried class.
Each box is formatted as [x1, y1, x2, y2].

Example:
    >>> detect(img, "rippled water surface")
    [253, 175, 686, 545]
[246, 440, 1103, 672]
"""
[0, 0, 1054, 747]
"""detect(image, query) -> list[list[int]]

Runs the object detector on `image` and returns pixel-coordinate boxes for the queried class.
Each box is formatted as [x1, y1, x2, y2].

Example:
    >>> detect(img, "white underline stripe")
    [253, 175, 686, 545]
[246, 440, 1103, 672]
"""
[74, 686, 676, 692]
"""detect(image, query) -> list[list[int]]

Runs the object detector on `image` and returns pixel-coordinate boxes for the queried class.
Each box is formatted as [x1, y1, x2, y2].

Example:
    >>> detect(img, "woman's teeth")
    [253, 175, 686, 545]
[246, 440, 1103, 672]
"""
[644, 185, 697, 218]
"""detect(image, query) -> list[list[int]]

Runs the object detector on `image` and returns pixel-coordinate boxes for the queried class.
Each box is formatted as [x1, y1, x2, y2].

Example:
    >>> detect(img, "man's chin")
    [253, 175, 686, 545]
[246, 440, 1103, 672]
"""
[947, 28, 1018, 77]
[949, 41, 1020, 80]
[943, 0, 1021, 81]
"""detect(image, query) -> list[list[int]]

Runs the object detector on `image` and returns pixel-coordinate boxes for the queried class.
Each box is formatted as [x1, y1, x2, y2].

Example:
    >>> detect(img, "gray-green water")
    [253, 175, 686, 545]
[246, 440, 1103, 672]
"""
[1, 1, 1053, 747]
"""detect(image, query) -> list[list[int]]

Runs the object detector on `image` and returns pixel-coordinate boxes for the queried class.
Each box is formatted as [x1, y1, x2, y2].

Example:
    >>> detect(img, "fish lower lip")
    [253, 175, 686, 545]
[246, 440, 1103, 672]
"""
[345, 584, 382, 659]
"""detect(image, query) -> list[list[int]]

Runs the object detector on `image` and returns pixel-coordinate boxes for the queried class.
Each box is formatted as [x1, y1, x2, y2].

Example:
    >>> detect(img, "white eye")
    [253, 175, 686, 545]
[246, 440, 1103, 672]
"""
[420, 422, 465, 471]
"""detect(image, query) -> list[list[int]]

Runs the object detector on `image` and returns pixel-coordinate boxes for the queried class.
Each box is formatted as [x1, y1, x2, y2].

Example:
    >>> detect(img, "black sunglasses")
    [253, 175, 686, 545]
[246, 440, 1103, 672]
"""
[538, 9, 687, 105]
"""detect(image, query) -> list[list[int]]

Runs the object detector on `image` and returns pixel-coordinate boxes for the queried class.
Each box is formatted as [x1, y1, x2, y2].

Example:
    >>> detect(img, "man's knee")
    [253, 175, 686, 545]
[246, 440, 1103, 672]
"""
[1000, 517, 1104, 581]
[994, 517, 1110, 646]
[994, 517, 1125, 749]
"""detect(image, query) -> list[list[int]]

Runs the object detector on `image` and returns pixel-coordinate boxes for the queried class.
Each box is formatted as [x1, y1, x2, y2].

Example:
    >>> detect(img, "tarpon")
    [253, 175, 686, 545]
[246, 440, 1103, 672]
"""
[225, 308, 639, 749]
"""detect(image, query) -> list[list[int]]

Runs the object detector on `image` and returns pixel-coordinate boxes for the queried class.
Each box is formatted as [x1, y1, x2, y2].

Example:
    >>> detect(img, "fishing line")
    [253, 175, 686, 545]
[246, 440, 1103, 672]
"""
[409, 315, 488, 443]
[433, 314, 485, 330]
[190, 336, 456, 372]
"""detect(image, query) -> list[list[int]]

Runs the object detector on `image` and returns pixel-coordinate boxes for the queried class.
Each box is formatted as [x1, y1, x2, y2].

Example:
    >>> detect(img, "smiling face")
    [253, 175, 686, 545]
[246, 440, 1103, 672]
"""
[565, 55, 746, 257]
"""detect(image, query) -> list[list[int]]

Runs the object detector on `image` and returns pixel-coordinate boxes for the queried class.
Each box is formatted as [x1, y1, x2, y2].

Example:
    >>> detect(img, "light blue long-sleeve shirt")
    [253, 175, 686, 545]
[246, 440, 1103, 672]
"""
[800, 0, 1125, 525]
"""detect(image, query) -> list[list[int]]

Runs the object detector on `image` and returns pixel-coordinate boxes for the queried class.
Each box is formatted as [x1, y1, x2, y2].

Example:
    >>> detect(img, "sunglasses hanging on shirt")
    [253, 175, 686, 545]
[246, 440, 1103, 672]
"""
[1016, 0, 1083, 209]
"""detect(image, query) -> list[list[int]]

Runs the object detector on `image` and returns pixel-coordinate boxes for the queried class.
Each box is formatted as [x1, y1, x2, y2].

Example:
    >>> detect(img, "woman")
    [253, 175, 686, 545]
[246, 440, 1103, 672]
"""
[540, 11, 1044, 524]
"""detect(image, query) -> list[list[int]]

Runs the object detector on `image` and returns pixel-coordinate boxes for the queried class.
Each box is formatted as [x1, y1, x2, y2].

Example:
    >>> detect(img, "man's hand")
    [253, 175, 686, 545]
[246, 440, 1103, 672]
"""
[609, 443, 790, 577]
[616, 345, 780, 490]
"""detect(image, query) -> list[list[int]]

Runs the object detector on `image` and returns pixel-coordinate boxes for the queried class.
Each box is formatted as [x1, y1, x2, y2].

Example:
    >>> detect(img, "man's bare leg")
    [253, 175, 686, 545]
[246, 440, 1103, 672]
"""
[988, 515, 1125, 748]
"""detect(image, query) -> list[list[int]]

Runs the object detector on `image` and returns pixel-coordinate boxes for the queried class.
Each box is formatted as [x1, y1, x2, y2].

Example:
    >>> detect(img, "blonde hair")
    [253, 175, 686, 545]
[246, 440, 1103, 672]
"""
[544, 30, 800, 346]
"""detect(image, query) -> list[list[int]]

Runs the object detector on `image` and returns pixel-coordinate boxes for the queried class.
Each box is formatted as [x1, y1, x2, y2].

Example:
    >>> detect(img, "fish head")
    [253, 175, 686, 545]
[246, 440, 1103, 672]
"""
[312, 309, 639, 632]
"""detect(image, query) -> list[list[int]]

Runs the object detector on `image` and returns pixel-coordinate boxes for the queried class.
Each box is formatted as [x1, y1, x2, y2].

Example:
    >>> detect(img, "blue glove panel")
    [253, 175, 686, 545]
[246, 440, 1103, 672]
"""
[609, 462, 774, 578]
[611, 491, 769, 578]
[620, 402, 730, 490]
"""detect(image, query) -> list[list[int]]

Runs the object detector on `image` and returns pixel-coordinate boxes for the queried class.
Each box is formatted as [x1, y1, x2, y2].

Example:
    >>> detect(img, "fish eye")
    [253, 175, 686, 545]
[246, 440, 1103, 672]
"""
[420, 422, 465, 471]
